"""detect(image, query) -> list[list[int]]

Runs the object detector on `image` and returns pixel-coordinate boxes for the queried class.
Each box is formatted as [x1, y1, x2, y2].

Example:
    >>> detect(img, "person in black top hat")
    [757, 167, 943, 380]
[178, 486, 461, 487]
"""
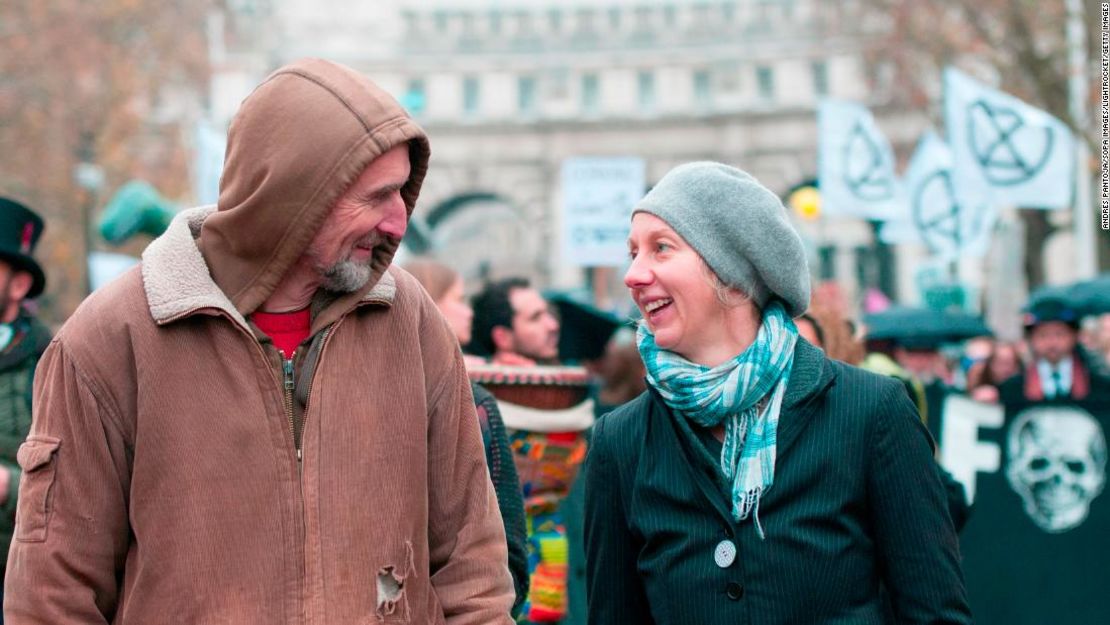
[1014, 298, 1092, 402]
[0, 196, 52, 596]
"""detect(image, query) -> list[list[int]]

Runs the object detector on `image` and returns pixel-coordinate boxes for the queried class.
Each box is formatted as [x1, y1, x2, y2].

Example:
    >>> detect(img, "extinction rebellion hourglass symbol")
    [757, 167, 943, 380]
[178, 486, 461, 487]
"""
[842, 121, 896, 201]
[968, 99, 1056, 186]
[913, 169, 965, 254]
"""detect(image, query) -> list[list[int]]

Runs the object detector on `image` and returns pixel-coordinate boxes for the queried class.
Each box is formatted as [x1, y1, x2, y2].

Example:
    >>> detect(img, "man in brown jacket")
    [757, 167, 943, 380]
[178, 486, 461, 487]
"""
[4, 59, 515, 624]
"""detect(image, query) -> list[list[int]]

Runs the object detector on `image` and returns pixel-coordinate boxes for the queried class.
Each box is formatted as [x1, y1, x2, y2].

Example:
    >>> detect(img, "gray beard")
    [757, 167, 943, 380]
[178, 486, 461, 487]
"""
[319, 258, 373, 293]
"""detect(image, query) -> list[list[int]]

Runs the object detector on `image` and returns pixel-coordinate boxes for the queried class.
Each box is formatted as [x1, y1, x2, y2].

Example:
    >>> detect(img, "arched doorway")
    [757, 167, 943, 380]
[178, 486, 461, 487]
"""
[404, 191, 540, 285]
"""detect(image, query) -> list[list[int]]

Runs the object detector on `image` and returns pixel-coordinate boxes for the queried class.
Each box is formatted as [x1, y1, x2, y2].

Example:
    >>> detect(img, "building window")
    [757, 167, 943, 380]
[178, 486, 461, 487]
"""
[518, 75, 536, 114]
[581, 73, 600, 113]
[460, 12, 475, 35]
[402, 79, 426, 115]
[692, 3, 711, 24]
[401, 10, 418, 35]
[812, 61, 829, 97]
[854, 245, 876, 292]
[693, 70, 712, 108]
[463, 76, 480, 115]
[663, 4, 677, 26]
[548, 8, 562, 33]
[576, 8, 595, 32]
[514, 10, 533, 35]
[609, 6, 622, 30]
[818, 245, 836, 281]
[757, 65, 775, 100]
[722, 2, 736, 22]
[434, 10, 449, 33]
[489, 10, 502, 35]
[638, 70, 655, 111]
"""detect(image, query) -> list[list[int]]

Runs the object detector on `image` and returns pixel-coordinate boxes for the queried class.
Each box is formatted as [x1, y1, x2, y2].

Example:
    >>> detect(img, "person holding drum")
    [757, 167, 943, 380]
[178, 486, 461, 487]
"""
[583, 162, 972, 624]
[403, 259, 530, 617]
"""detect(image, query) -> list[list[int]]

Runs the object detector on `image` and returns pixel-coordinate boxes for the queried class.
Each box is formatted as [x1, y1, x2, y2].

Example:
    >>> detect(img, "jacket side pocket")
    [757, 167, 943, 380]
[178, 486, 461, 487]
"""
[14, 436, 61, 543]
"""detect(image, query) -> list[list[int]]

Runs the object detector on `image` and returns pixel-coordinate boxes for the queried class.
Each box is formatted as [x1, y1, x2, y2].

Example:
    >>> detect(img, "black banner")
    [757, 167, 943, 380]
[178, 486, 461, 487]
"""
[958, 377, 1110, 625]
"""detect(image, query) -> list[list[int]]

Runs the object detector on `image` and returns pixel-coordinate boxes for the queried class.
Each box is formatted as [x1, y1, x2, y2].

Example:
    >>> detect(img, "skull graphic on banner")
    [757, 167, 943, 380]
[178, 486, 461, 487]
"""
[1005, 406, 1107, 533]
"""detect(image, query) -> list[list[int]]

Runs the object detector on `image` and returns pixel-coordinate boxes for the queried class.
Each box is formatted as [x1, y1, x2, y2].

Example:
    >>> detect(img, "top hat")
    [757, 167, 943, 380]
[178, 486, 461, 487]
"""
[0, 197, 46, 298]
[1022, 296, 1079, 331]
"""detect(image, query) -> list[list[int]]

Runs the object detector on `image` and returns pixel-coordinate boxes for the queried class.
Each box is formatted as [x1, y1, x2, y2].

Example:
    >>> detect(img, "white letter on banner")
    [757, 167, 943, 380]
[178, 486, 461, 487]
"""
[940, 394, 1005, 503]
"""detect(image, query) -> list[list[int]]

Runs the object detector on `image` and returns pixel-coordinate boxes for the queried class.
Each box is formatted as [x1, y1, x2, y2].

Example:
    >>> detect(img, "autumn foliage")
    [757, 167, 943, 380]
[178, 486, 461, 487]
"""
[0, 0, 213, 326]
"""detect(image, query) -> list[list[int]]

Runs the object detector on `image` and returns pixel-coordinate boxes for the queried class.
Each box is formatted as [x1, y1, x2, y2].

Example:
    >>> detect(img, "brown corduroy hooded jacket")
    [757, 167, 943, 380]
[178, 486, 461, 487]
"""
[4, 59, 514, 624]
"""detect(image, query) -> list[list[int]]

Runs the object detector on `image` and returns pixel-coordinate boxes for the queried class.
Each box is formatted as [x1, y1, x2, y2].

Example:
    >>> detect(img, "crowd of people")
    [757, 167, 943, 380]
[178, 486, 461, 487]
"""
[0, 58, 1107, 624]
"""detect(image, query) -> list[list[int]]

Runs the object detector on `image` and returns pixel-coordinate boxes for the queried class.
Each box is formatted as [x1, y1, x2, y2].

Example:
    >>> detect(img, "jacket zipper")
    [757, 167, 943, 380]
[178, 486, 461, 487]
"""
[282, 325, 335, 467]
[178, 306, 364, 623]
[235, 326, 305, 623]
[290, 325, 335, 624]
[281, 350, 300, 462]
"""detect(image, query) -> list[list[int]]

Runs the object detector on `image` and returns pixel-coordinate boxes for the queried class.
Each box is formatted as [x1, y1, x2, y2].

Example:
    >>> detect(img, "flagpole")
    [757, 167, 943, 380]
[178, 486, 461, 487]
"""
[1068, 0, 1097, 278]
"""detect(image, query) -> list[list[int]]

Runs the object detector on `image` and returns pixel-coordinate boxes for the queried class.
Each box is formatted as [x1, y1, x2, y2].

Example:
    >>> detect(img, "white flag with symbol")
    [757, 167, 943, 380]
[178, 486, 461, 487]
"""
[944, 67, 1075, 210]
[889, 131, 998, 259]
[818, 99, 904, 220]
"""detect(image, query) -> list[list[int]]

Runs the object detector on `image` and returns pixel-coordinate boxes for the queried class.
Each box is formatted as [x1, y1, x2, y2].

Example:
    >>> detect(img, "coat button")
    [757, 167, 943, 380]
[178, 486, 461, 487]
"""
[726, 581, 745, 600]
[714, 539, 737, 568]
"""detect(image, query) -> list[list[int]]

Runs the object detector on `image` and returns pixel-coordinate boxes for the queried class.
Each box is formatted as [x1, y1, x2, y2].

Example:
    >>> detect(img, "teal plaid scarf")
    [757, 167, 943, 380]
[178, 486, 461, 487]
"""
[637, 300, 798, 538]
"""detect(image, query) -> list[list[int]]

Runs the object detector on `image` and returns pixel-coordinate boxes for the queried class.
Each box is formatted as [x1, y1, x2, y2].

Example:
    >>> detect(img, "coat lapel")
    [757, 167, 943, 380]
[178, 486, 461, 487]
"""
[775, 340, 837, 462]
[648, 339, 838, 525]
[651, 387, 735, 523]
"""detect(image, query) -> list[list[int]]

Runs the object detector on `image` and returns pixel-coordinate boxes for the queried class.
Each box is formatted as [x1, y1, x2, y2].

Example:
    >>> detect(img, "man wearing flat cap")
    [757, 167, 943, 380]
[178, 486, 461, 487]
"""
[0, 197, 51, 599]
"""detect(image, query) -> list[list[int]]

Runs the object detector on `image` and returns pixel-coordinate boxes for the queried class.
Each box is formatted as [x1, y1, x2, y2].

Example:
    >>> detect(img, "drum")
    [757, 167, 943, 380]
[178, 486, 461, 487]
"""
[468, 363, 594, 622]
[466, 364, 591, 411]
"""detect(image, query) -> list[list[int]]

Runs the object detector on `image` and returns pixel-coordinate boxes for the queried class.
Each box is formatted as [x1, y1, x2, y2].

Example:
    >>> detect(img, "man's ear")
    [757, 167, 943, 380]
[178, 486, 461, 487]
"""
[8, 271, 32, 302]
[491, 325, 515, 353]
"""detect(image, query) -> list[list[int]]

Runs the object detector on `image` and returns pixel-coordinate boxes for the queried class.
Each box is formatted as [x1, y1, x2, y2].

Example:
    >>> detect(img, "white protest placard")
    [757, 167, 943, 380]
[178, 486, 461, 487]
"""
[560, 157, 645, 267]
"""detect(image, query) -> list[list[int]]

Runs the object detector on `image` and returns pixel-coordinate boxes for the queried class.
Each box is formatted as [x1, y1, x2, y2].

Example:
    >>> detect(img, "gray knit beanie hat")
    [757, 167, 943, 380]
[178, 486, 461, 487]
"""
[633, 161, 810, 318]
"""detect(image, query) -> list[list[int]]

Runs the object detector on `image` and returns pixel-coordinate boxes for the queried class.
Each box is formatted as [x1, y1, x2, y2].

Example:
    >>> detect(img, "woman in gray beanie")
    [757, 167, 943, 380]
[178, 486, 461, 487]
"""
[582, 162, 971, 624]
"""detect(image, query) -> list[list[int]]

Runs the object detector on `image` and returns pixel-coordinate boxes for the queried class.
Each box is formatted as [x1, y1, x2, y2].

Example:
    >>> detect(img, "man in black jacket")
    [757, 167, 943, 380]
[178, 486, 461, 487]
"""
[0, 197, 51, 617]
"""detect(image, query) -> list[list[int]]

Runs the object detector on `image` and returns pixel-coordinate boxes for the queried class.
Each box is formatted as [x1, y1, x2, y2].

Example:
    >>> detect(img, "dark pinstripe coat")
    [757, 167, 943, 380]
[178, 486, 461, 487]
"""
[583, 340, 972, 624]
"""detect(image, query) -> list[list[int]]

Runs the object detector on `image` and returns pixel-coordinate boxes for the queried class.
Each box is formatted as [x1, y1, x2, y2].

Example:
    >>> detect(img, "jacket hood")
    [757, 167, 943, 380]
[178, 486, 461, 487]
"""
[198, 58, 430, 316]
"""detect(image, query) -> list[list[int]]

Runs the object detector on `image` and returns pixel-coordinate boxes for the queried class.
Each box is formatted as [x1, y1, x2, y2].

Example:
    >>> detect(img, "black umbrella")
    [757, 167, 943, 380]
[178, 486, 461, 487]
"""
[863, 306, 991, 349]
[545, 293, 626, 363]
[1028, 276, 1110, 318]
[1068, 274, 1110, 316]
[1028, 284, 1073, 304]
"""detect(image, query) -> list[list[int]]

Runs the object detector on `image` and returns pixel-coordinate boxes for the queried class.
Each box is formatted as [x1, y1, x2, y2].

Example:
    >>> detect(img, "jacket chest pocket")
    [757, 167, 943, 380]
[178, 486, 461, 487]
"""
[14, 435, 61, 543]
